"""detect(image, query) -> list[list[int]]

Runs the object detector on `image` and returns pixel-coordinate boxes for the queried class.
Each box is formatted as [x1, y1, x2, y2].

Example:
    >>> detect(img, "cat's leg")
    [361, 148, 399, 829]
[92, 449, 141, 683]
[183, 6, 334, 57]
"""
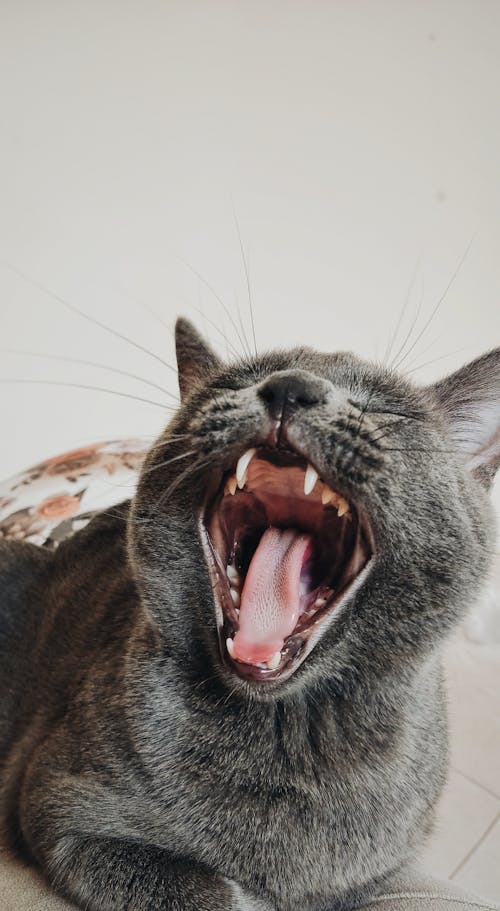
[19, 766, 274, 911]
[29, 834, 273, 911]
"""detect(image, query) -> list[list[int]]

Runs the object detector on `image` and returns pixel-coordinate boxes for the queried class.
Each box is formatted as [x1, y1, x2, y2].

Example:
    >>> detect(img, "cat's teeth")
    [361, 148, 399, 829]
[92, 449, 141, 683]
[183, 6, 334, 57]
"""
[321, 486, 336, 506]
[225, 475, 238, 496]
[337, 497, 350, 517]
[230, 588, 241, 607]
[266, 651, 282, 670]
[227, 564, 240, 586]
[314, 596, 328, 608]
[236, 448, 257, 489]
[304, 464, 319, 495]
[226, 637, 235, 658]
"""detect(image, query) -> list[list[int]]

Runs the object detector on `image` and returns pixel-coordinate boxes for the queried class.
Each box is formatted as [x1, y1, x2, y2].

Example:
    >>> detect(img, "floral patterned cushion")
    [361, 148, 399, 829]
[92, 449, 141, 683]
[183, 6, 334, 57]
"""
[0, 439, 148, 548]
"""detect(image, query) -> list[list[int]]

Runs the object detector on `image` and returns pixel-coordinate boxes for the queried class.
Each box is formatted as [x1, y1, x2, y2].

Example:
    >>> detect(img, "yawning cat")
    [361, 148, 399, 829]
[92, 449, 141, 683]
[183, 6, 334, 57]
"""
[0, 319, 498, 911]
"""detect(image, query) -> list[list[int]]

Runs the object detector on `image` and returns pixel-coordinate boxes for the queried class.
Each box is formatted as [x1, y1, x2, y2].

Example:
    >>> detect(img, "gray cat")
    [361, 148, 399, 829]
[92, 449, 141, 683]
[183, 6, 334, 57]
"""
[0, 318, 499, 911]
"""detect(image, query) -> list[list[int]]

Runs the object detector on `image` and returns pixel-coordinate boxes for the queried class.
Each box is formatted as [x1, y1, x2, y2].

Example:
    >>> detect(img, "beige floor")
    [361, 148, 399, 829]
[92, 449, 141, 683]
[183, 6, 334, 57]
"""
[420, 627, 500, 903]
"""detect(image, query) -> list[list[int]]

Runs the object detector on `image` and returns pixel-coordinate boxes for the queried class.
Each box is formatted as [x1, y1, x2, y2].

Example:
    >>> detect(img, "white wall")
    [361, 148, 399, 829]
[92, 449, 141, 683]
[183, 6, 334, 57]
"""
[0, 0, 499, 511]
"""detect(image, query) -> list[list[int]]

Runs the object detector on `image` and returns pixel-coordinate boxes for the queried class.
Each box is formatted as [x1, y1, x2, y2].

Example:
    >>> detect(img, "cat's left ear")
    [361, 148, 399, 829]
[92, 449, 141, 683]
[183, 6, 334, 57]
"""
[428, 348, 500, 488]
[175, 318, 221, 401]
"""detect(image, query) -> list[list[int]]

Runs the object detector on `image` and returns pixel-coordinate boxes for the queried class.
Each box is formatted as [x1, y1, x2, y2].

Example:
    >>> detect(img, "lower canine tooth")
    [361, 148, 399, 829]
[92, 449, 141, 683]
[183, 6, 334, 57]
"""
[315, 597, 327, 608]
[337, 498, 349, 517]
[226, 637, 235, 658]
[230, 588, 240, 607]
[266, 651, 281, 670]
[304, 464, 319, 495]
[225, 475, 238, 496]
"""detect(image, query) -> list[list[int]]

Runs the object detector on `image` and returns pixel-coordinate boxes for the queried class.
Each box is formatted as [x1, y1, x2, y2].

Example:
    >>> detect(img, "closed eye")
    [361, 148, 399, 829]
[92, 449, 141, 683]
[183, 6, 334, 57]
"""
[347, 399, 426, 421]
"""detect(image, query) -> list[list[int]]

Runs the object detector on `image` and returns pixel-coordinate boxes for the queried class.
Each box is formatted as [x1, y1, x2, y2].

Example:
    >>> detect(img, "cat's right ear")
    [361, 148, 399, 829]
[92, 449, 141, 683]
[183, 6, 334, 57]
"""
[428, 348, 500, 488]
[175, 318, 221, 401]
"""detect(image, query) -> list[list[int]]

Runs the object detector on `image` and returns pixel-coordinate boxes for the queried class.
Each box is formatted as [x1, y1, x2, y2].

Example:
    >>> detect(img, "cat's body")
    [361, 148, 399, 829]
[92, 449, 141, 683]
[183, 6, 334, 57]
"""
[0, 322, 498, 911]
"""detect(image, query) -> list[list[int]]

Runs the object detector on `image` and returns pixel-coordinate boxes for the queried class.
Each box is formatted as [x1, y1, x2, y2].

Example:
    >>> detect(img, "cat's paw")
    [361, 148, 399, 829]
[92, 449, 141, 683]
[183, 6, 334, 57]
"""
[228, 880, 276, 911]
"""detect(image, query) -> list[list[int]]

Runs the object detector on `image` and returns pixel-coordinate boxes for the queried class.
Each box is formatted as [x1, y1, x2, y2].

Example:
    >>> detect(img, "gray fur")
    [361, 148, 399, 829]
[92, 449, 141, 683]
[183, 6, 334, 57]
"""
[0, 319, 499, 911]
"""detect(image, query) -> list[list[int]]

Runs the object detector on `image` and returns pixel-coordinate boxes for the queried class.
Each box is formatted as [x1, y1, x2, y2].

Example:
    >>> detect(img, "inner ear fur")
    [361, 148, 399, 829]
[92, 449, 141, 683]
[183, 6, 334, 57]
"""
[428, 348, 500, 488]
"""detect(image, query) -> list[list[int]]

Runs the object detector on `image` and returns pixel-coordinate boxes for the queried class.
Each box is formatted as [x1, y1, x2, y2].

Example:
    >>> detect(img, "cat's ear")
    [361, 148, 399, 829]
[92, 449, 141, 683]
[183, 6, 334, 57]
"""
[175, 318, 221, 400]
[428, 348, 500, 487]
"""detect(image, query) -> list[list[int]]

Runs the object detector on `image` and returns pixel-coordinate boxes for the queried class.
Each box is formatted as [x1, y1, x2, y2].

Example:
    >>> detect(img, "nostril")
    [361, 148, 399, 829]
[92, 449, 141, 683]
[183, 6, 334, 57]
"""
[295, 391, 321, 407]
[260, 385, 279, 406]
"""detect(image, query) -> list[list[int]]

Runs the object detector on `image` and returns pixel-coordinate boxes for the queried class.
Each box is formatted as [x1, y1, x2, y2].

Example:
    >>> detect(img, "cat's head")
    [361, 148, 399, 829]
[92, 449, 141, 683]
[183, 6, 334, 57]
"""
[129, 319, 499, 698]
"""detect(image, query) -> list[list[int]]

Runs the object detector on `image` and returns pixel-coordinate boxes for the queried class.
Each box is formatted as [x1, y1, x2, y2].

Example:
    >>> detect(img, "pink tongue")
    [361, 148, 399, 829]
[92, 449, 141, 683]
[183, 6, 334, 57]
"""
[232, 528, 312, 665]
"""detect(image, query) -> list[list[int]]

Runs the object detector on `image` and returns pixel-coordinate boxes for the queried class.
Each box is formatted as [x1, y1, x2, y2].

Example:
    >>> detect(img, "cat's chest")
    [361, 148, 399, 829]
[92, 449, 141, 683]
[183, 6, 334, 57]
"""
[136, 706, 400, 908]
[156, 737, 337, 902]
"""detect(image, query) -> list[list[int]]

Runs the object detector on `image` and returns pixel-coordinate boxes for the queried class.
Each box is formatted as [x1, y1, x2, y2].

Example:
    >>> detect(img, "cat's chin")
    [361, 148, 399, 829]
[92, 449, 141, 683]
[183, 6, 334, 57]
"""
[199, 446, 374, 687]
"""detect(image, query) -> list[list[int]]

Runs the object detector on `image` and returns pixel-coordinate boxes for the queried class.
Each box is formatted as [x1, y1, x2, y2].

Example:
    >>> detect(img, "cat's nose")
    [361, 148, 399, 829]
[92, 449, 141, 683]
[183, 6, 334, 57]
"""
[258, 370, 329, 421]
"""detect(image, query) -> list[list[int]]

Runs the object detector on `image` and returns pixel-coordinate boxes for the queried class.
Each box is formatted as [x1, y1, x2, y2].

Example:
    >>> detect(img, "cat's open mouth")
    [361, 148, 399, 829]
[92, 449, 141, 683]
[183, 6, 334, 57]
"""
[200, 448, 373, 683]
[200, 447, 374, 684]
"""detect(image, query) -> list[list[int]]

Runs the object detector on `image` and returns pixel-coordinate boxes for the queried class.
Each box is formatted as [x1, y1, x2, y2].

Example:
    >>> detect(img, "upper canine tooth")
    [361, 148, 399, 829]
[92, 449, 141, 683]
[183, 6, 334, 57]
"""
[225, 475, 238, 496]
[321, 486, 335, 506]
[337, 497, 349, 517]
[304, 464, 319, 495]
[226, 637, 235, 658]
[236, 448, 257, 489]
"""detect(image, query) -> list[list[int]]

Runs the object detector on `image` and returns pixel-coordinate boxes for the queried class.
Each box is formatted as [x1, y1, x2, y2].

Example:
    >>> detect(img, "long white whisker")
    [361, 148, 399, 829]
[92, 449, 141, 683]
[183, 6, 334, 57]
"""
[0, 261, 178, 374]
[233, 289, 251, 359]
[1, 349, 178, 401]
[392, 237, 475, 373]
[232, 205, 257, 357]
[403, 345, 472, 377]
[92, 449, 198, 492]
[0, 378, 172, 410]
[113, 283, 171, 331]
[383, 256, 421, 365]
[389, 270, 425, 370]
[135, 454, 213, 526]
[178, 257, 252, 358]
[396, 330, 446, 374]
